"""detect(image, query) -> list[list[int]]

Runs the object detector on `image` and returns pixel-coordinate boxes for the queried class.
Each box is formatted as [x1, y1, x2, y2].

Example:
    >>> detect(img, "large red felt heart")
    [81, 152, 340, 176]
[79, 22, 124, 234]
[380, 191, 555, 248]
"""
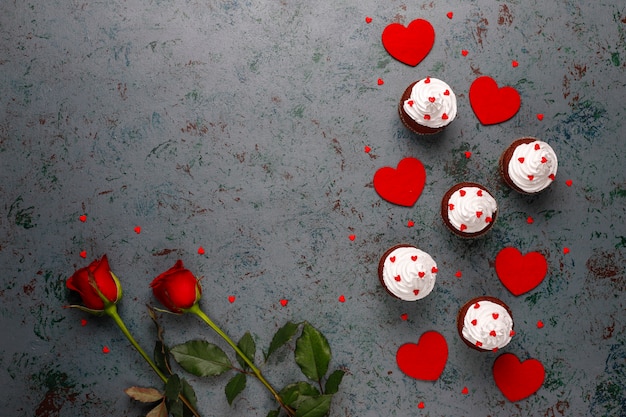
[381, 19, 435, 66]
[373, 157, 426, 207]
[469, 76, 521, 125]
[495, 247, 548, 296]
[493, 353, 545, 402]
[396, 331, 448, 381]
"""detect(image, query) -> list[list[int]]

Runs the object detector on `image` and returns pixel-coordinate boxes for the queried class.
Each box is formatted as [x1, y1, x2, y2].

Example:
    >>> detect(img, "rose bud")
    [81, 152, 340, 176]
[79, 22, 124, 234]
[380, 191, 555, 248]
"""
[66, 255, 122, 313]
[150, 260, 202, 313]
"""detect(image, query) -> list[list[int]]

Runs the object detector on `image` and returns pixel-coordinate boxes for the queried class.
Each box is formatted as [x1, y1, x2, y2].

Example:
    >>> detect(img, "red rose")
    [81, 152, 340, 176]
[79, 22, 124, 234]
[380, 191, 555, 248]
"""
[67, 255, 122, 311]
[150, 260, 202, 313]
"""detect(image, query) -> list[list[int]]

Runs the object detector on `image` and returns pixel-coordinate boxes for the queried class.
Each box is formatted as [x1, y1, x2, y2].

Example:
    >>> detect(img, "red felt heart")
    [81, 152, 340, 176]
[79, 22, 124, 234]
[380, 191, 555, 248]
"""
[373, 157, 426, 207]
[381, 19, 435, 66]
[493, 353, 545, 402]
[469, 76, 521, 125]
[396, 331, 448, 381]
[495, 247, 548, 296]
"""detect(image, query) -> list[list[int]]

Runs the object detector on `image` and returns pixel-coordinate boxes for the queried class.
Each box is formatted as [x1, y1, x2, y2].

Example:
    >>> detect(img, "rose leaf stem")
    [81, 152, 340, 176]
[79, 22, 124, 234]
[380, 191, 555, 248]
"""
[105, 304, 201, 417]
[187, 304, 295, 416]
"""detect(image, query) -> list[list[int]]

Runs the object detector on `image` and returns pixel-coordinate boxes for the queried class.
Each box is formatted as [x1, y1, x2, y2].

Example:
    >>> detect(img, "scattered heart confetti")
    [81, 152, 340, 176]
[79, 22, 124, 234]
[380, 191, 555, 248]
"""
[493, 353, 545, 402]
[418, 401, 425, 409]
[280, 299, 288, 307]
[377, 78, 384, 85]
[407, 220, 415, 228]
[464, 151, 472, 159]
[197, 246, 205, 255]
[338, 294, 346, 303]
[469, 76, 521, 125]
[373, 157, 427, 207]
[79, 214, 87, 222]
[563, 247, 570, 254]
[80, 319, 87, 326]
[364, 145, 371, 153]
[102, 346, 110, 354]
[349, 234, 356, 241]
[228, 295, 236, 303]
[446, 12, 453, 19]
[565, 179, 573, 187]
[396, 331, 448, 381]
[495, 247, 548, 296]
[526, 216, 534, 224]
[365, 16, 372, 24]
[537, 113, 544, 121]
[512, 60, 519, 67]
[461, 49, 468, 56]
[455, 270, 462, 278]
[134, 226, 141, 234]
[80, 250, 87, 258]
[461, 386, 469, 395]
[381, 18, 435, 66]
[537, 320, 544, 328]
[400, 313, 408, 321]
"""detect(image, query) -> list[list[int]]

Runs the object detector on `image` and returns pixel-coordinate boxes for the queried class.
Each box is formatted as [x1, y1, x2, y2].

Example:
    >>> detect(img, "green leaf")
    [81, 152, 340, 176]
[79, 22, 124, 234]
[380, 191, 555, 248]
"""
[266, 321, 300, 361]
[294, 395, 332, 417]
[170, 340, 232, 377]
[164, 374, 181, 403]
[181, 378, 198, 417]
[295, 323, 331, 381]
[236, 332, 256, 370]
[266, 410, 280, 417]
[225, 373, 247, 405]
[146, 400, 168, 417]
[279, 381, 320, 407]
[124, 386, 163, 403]
[154, 340, 172, 376]
[324, 369, 345, 395]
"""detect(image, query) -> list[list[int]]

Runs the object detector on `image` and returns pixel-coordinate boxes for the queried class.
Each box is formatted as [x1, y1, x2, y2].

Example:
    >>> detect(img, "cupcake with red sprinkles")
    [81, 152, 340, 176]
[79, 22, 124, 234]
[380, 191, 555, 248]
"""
[457, 296, 515, 352]
[499, 137, 558, 194]
[441, 182, 498, 238]
[398, 76, 457, 135]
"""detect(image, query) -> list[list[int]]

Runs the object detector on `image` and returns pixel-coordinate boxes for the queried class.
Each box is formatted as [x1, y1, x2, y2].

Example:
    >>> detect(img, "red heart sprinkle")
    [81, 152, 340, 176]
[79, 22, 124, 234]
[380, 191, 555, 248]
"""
[565, 179, 573, 187]
[459, 189, 466, 197]
[79, 214, 87, 222]
[365, 16, 372, 23]
[442, 113, 448, 120]
[563, 247, 570, 254]
[537, 113, 544, 120]
[471, 319, 478, 326]
[364, 145, 371, 153]
[477, 190, 483, 196]
[377, 78, 384, 85]
[79, 250, 87, 258]
[456, 270, 462, 278]
[549, 174, 556, 181]
[413, 289, 419, 295]
[518, 157, 525, 163]
[528, 175, 534, 181]
[338, 294, 346, 303]
[446, 12, 453, 19]
[407, 220, 415, 227]
[80, 319, 87, 326]
[460, 224, 468, 231]
[102, 346, 110, 354]
[197, 246, 205, 255]
[493, 347, 499, 352]
[425, 77, 431, 83]
[534, 143, 541, 150]
[228, 295, 236, 303]
[400, 313, 409, 321]
[431, 267, 438, 273]
[390, 256, 396, 263]
[485, 216, 493, 223]
[512, 60, 519, 67]
[418, 401, 425, 409]
[395, 275, 402, 282]
[527, 216, 534, 224]
[490, 330, 497, 337]
[134, 226, 141, 234]
[411, 255, 418, 261]
[474, 302, 480, 309]
[280, 299, 288, 307]
[408, 100, 414, 106]
[510, 330, 516, 337]
[476, 211, 483, 218]
[449, 203, 455, 210]
[476, 341, 483, 347]
[464, 151, 472, 158]
[537, 320, 544, 328]
[424, 114, 431, 120]
[349, 234, 356, 241]
[493, 313, 499, 319]
[461, 49, 468, 56]
[418, 271, 425, 278]
[541, 157, 548, 163]
[428, 96, 435, 103]
[462, 386, 469, 395]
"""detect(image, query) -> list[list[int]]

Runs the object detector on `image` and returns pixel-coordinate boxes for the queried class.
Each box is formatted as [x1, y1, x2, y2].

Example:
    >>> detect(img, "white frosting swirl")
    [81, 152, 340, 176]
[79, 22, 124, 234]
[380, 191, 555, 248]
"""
[461, 300, 514, 351]
[381, 246, 437, 301]
[403, 77, 457, 128]
[447, 186, 497, 234]
[507, 140, 558, 193]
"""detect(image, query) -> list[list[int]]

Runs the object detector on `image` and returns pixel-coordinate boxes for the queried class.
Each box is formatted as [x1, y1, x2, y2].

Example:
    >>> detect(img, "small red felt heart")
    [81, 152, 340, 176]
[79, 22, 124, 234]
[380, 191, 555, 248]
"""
[469, 76, 521, 125]
[396, 331, 448, 381]
[495, 247, 548, 296]
[373, 157, 426, 207]
[381, 19, 435, 66]
[493, 353, 545, 402]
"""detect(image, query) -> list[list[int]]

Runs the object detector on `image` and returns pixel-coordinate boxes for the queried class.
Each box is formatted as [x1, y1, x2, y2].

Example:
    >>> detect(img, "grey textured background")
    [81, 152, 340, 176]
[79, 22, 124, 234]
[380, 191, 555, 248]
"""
[1, 0, 625, 416]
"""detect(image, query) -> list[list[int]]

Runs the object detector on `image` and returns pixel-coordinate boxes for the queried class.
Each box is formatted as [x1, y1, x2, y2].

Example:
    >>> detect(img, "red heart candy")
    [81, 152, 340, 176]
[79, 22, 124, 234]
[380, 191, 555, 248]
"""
[365, 16, 373, 24]
[79, 214, 87, 222]
[373, 157, 426, 207]
[338, 294, 346, 303]
[228, 295, 236, 303]
[396, 331, 448, 381]
[495, 247, 548, 296]
[446, 12, 453, 19]
[493, 353, 545, 402]
[134, 226, 141, 234]
[381, 19, 435, 66]
[469, 76, 521, 125]
[280, 299, 288, 307]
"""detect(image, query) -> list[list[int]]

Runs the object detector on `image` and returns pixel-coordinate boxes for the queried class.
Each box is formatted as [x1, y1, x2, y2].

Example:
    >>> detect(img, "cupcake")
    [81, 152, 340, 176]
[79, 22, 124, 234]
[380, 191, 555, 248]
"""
[457, 296, 514, 352]
[378, 244, 437, 301]
[499, 137, 558, 194]
[398, 76, 457, 135]
[441, 182, 498, 238]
